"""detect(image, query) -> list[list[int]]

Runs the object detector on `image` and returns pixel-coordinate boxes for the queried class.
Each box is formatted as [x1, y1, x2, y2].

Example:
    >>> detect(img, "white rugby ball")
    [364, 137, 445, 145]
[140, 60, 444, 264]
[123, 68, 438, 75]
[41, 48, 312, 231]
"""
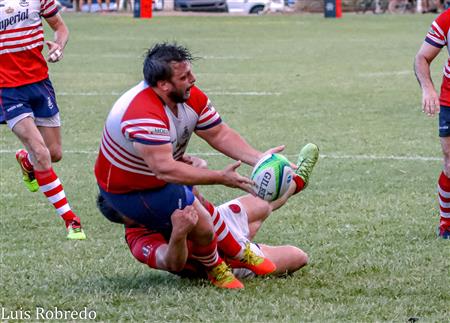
[251, 153, 293, 201]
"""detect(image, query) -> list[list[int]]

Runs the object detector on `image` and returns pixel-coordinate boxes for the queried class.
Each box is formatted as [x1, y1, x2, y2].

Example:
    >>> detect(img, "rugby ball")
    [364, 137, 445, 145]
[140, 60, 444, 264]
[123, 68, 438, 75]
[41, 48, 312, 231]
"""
[251, 154, 293, 201]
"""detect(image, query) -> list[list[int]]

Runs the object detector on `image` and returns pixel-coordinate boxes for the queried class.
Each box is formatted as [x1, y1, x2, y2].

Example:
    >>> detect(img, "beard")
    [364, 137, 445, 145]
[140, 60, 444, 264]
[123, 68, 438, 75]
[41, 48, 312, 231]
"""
[168, 88, 191, 103]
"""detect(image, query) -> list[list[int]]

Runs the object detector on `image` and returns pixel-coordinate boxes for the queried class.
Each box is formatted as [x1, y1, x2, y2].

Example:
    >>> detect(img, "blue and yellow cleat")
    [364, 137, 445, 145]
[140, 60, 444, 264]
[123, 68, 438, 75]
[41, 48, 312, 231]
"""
[295, 143, 319, 188]
[15, 149, 39, 193]
[67, 220, 87, 240]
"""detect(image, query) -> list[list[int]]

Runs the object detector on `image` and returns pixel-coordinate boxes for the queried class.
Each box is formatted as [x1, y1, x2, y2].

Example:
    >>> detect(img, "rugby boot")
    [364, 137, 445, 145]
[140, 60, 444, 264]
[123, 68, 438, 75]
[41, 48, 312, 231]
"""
[437, 219, 450, 239]
[207, 261, 244, 289]
[226, 242, 276, 276]
[15, 149, 39, 192]
[295, 143, 319, 189]
[66, 217, 87, 240]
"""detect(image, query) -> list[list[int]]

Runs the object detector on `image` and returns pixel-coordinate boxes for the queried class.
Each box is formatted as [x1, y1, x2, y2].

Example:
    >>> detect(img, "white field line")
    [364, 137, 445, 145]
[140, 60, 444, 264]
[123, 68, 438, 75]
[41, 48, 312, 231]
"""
[359, 70, 411, 77]
[65, 54, 251, 60]
[0, 150, 440, 161]
[57, 91, 281, 96]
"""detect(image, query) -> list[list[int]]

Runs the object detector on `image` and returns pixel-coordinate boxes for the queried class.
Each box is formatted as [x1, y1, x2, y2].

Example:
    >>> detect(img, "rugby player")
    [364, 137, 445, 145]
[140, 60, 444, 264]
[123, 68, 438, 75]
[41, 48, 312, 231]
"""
[0, 0, 86, 239]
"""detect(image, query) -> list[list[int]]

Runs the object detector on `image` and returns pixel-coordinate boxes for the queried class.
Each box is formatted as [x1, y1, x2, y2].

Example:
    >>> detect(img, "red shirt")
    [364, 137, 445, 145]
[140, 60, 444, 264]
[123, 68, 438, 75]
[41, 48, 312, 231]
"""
[425, 9, 450, 106]
[94, 81, 222, 193]
[0, 0, 58, 88]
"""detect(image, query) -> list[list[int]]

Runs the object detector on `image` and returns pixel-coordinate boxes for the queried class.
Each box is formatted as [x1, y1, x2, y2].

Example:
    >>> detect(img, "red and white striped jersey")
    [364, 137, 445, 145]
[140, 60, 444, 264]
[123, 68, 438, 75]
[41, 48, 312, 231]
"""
[425, 9, 450, 106]
[0, 0, 58, 88]
[95, 81, 222, 193]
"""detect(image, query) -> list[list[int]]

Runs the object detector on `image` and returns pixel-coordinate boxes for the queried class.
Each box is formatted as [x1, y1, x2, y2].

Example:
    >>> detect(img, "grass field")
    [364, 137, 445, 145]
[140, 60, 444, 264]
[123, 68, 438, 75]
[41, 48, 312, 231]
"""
[1, 12, 449, 322]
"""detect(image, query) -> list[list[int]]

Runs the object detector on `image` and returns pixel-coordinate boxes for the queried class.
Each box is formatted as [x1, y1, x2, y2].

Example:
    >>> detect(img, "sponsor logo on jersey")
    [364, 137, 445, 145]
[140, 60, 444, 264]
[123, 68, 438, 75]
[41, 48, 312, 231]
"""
[0, 8, 28, 31]
[152, 127, 169, 135]
[19, 0, 29, 7]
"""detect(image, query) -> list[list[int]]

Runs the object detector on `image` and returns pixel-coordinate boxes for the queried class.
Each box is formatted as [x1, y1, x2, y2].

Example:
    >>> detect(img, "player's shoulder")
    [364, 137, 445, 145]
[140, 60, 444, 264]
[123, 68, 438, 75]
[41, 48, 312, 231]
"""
[435, 8, 450, 25]
[186, 85, 209, 113]
[122, 81, 167, 121]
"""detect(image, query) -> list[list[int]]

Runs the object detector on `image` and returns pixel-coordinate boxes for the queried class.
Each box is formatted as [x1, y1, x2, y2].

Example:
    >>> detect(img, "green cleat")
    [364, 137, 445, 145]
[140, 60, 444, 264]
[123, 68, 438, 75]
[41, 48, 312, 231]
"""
[295, 143, 319, 189]
[67, 220, 87, 240]
[16, 149, 39, 193]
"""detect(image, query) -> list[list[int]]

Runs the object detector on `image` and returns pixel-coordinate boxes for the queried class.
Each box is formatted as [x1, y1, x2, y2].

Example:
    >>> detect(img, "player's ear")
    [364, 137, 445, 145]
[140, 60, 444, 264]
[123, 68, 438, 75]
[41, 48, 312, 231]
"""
[157, 79, 171, 92]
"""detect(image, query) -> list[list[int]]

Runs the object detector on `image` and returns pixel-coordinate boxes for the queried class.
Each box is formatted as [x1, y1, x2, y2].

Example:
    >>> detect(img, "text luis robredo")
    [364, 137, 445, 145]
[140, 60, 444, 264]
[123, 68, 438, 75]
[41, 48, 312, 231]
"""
[1, 306, 96, 320]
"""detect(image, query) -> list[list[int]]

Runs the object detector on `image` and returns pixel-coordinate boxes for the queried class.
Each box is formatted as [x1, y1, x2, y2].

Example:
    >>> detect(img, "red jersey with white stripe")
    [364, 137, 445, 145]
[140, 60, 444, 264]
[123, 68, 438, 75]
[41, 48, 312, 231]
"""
[95, 81, 222, 193]
[425, 9, 450, 106]
[0, 0, 58, 88]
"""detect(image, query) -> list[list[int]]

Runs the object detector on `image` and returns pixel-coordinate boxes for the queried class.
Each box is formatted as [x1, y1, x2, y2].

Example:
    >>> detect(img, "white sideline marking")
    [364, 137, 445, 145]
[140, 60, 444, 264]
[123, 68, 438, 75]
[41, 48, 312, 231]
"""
[0, 150, 440, 161]
[57, 91, 281, 97]
[359, 70, 411, 77]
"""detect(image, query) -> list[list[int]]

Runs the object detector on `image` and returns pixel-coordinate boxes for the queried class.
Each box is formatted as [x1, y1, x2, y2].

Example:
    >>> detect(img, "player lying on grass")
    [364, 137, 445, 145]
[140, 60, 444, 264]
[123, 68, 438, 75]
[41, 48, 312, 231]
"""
[96, 144, 318, 282]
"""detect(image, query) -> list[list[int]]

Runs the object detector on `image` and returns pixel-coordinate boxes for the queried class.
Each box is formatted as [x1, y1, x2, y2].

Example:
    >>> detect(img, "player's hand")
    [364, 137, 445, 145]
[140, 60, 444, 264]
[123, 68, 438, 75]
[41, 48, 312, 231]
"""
[46, 41, 64, 63]
[181, 154, 208, 169]
[422, 88, 440, 116]
[171, 206, 198, 238]
[221, 160, 254, 194]
[260, 145, 297, 169]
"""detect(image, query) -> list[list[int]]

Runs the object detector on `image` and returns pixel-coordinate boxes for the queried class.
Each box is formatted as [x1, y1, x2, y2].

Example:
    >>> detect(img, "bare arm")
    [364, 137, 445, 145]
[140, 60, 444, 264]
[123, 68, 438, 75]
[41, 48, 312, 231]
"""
[196, 123, 263, 166]
[414, 42, 442, 116]
[155, 207, 198, 272]
[133, 142, 253, 192]
[44, 13, 69, 63]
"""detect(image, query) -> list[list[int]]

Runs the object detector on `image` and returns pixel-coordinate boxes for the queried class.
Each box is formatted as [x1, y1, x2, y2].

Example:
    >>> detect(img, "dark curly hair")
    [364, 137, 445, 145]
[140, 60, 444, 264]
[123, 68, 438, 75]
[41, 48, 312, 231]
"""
[143, 42, 193, 87]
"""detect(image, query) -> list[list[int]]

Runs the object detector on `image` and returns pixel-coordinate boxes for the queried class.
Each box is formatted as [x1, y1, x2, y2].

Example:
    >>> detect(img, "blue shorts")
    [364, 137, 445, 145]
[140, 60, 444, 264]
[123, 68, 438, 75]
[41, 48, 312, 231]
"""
[99, 184, 195, 234]
[439, 105, 450, 137]
[0, 78, 59, 126]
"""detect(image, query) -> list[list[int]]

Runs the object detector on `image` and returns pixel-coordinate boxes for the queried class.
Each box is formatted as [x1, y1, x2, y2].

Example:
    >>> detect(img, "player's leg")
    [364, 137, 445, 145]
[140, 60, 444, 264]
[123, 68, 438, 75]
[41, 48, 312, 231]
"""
[437, 107, 450, 239]
[12, 118, 85, 239]
[5, 81, 86, 240]
[259, 244, 308, 276]
[438, 138, 450, 239]
[99, 184, 243, 288]
[195, 190, 276, 275]
[38, 124, 62, 163]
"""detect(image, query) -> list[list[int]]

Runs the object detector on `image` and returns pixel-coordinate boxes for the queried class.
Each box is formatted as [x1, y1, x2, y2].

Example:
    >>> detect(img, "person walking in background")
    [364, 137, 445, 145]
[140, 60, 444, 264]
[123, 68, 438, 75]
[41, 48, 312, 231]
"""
[415, 8, 450, 239]
[0, 0, 87, 240]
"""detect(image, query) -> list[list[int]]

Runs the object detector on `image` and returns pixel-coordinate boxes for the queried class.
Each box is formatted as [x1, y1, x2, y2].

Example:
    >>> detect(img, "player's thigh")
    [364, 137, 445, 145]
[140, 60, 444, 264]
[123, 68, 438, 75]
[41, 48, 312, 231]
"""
[11, 117, 48, 154]
[259, 244, 308, 275]
[99, 183, 195, 233]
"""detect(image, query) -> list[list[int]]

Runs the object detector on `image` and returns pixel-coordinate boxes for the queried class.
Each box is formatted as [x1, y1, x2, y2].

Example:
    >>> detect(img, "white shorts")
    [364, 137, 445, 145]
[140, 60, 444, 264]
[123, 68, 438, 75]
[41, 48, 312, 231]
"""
[217, 199, 264, 279]
[8, 112, 61, 130]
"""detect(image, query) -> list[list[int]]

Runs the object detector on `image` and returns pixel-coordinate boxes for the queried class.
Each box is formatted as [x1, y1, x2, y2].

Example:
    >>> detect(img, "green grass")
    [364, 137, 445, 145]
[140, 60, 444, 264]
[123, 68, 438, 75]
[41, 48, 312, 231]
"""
[1, 13, 449, 322]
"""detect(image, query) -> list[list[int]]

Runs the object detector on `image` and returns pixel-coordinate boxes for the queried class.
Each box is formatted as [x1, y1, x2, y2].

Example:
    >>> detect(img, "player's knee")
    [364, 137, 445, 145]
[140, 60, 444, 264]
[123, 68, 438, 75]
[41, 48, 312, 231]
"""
[30, 145, 52, 169]
[290, 247, 308, 272]
[49, 146, 62, 163]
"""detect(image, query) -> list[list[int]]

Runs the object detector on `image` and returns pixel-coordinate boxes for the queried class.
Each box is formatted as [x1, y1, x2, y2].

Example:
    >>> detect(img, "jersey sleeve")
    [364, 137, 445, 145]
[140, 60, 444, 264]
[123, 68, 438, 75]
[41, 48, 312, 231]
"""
[120, 98, 171, 146]
[425, 10, 450, 48]
[188, 86, 222, 131]
[40, 0, 59, 18]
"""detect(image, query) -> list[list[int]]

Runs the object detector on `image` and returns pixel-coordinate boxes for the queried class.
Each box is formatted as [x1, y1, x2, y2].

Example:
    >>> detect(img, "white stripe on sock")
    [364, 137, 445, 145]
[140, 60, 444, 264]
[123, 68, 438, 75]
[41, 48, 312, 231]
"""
[48, 191, 66, 204]
[56, 204, 71, 216]
[39, 178, 61, 193]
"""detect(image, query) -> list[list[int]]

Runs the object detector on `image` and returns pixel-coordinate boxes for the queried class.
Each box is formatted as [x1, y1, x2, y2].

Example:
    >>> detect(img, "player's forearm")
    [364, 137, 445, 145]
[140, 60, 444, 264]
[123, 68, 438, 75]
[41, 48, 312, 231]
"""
[414, 54, 435, 92]
[48, 14, 69, 49]
[54, 23, 69, 49]
[153, 160, 225, 186]
[209, 128, 262, 166]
